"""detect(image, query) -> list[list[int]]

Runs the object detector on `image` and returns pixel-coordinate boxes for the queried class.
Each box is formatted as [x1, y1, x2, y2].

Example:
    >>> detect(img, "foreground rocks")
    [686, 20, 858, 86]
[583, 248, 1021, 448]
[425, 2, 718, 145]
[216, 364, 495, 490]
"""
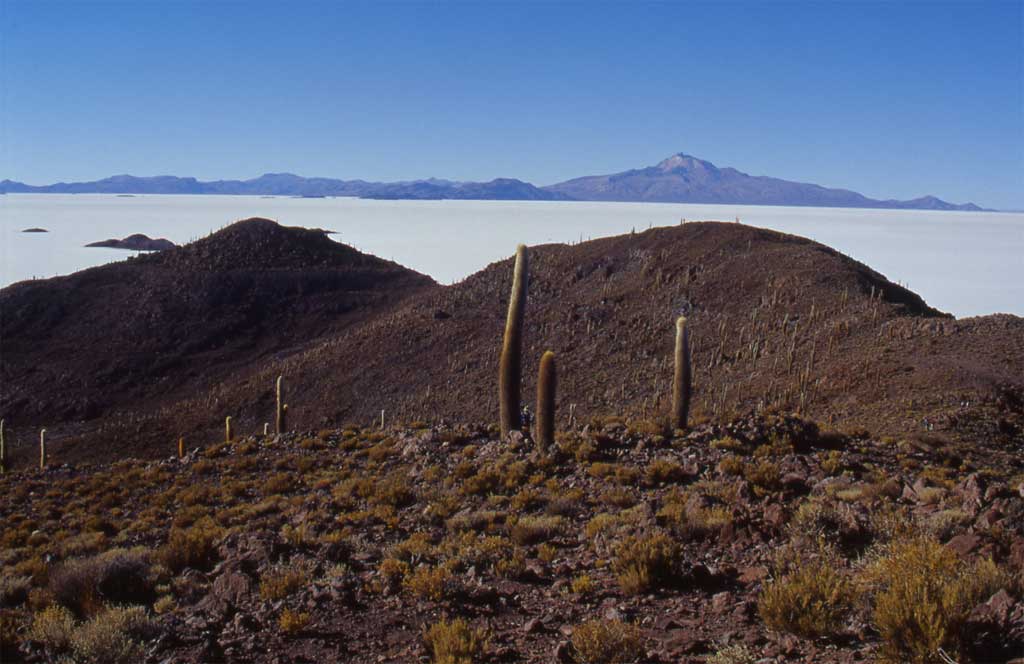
[1, 413, 1022, 663]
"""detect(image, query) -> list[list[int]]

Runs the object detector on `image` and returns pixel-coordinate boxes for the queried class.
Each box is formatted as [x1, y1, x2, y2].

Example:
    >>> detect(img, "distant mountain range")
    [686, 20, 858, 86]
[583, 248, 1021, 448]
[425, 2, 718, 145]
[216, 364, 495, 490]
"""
[0, 153, 987, 210]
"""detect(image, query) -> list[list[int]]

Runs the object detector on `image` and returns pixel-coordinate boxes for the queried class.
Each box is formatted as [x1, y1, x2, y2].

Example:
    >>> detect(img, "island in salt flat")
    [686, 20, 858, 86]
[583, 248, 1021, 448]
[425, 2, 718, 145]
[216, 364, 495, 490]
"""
[85, 233, 176, 251]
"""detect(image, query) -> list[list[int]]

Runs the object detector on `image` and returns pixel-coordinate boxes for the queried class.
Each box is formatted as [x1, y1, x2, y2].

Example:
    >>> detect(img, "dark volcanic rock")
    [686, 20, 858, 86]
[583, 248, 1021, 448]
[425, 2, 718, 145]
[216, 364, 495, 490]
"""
[86, 233, 176, 251]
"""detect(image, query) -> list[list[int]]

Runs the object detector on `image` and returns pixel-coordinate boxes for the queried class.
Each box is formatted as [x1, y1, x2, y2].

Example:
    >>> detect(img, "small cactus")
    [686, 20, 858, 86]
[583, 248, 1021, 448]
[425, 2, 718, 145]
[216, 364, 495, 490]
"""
[499, 245, 528, 438]
[535, 351, 556, 452]
[225, 416, 233, 443]
[672, 316, 692, 430]
[276, 376, 286, 434]
[39, 428, 46, 470]
[263, 423, 269, 436]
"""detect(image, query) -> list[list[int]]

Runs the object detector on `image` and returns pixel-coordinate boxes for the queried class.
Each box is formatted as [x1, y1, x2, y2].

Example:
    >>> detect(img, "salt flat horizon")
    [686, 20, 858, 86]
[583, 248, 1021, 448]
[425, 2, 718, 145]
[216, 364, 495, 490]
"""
[2, 193, 1022, 319]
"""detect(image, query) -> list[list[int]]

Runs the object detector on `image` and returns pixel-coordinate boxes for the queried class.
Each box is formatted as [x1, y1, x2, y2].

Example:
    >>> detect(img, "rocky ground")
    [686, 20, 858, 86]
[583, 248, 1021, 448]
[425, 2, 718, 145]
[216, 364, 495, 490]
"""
[2, 412, 1022, 663]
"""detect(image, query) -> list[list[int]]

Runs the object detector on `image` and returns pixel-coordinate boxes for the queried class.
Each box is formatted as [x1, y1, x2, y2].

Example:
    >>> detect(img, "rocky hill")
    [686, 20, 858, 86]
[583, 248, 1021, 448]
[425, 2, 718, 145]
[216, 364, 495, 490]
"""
[2, 218, 1021, 468]
[0, 219, 434, 441]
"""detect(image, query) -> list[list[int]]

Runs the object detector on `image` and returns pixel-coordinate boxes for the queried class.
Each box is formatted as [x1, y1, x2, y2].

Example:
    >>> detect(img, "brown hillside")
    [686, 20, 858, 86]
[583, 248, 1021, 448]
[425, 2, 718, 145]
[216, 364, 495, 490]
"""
[4, 219, 1020, 468]
[0, 219, 434, 443]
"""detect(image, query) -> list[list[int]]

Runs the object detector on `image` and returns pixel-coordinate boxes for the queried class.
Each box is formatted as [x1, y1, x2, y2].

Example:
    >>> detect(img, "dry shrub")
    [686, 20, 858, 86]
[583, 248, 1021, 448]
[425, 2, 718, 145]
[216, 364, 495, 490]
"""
[644, 459, 688, 486]
[423, 617, 486, 664]
[510, 515, 565, 545]
[259, 565, 308, 601]
[279, 608, 311, 634]
[70, 605, 155, 664]
[404, 565, 453, 601]
[158, 517, 224, 573]
[0, 608, 27, 659]
[657, 493, 732, 541]
[29, 604, 76, 652]
[758, 557, 851, 638]
[612, 532, 681, 595]
[50, 548, 156, 618]
[707, 644, 755, 664]
[570, 575, 594, 595]
[861, 537, 1009, 663]
[0, 576, 31, 608]
[377, 558, 410, 595]
[570, 619, 643, 663]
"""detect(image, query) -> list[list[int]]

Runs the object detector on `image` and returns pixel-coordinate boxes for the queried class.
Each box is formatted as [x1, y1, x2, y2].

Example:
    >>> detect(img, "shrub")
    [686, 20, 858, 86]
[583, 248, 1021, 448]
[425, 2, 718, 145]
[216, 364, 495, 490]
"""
[657, 494, 732, 541]
[29, 604, 76, 653]
[758, 558, 851, 638]
[570, 575, 594, 596]
[377, 558, 410, 595]
[404, 565, 452, 601]
[279, 609, 311, 634]
[423, 617, 486, 664]
[0, 576, 31, 607]
[744, 460, 781, 495]
[644, 459, 688, 485]
[263, 472, 296, 494]
[70, 605, 155, 664]
[862, 537, 1009, 663]
[158, 517, 224, 573]
[612, 532, 681, 595]
[0, 608, 26, 659]
[50, 549, 156, 618]
[510, 515, 565, 545]
[570, 619, 643, 663]
[259, 565, 307, 601]
[372, 475, 416, 508]
[707, 644, 756, 664]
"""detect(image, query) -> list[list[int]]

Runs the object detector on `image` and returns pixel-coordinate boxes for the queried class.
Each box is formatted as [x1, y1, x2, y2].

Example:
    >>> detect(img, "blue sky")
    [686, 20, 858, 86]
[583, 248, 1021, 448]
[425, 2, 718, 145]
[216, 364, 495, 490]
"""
[2, 1, 1022, 208]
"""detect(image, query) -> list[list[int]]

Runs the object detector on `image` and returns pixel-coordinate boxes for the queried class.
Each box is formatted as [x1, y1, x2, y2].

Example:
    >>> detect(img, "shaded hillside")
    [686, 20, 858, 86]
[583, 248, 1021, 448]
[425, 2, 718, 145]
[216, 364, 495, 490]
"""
[0, 219, 434, 430]
[5, 220, 1021, 468]
[545, 153, 987, 210]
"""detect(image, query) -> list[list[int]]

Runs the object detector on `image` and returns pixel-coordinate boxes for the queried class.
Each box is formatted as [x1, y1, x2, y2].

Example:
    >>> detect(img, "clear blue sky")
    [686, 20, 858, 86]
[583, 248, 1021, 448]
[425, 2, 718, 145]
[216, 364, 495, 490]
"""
[2, 1, 1022, 208]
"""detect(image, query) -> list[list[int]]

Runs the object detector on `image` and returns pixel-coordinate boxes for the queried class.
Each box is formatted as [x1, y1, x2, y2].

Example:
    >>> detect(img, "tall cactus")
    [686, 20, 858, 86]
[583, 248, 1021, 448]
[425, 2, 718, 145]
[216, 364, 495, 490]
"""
[499, 245, 528, 438]
[225, 416, 233, 443]
[178, 437, 184, 459]
[275, 375, 286, 434]
[39, 429, 46, 470]
[535, 351, 556, 452]
[672, 316, 692, 430]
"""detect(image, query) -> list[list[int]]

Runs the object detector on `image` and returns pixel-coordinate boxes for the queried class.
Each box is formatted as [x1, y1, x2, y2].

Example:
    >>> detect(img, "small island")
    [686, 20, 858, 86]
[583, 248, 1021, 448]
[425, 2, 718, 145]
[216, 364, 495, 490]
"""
[85, 234, 176, 251]
[22, 227, 48, 233]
